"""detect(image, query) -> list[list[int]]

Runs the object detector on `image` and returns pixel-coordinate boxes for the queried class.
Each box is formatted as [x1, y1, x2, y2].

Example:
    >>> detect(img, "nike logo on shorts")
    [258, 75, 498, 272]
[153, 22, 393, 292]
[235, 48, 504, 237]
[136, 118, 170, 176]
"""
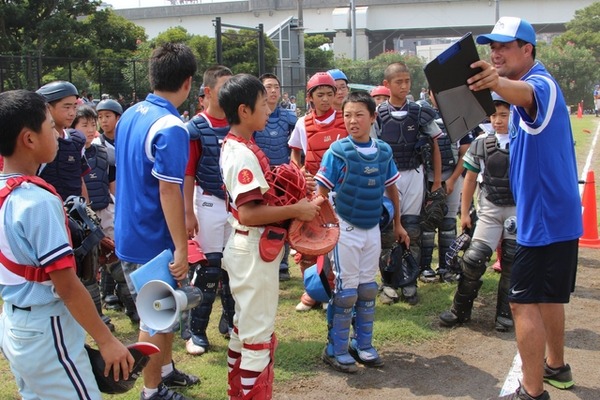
[510, 288, 526, 295]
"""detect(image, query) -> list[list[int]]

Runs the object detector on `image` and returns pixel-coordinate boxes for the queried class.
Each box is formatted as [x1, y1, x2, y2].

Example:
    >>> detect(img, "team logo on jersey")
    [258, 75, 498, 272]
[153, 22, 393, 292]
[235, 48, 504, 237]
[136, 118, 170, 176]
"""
[238, 169, 254, 184]
[363, 166, 379, 174]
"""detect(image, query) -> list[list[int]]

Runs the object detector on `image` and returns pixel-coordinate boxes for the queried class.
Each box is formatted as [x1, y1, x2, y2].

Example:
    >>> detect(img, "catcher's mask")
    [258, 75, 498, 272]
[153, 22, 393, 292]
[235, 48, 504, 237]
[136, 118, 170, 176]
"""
[263, 162, 307, 207]
[383, 243, 420, 288]
[303, 255, 332, 303]
[380, 197, 394, 231]
[85, 342, 159, 394]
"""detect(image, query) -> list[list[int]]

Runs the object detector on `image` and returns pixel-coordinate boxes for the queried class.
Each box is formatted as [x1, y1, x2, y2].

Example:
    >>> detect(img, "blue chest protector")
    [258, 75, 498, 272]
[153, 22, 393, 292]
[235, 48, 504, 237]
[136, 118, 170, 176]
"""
[330, 138, 393, 229]
[378, 101, 436, 171]
[254, 107, 297, 166]
[38, 128, 86, 200]
[84, 144, 111, 211]
[187, 115, 229, 200]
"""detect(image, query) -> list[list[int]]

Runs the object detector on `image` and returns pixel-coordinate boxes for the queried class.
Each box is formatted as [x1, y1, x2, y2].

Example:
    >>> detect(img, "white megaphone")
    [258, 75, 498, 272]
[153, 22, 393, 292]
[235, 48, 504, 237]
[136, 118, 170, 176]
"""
[137, 280, 202, 332]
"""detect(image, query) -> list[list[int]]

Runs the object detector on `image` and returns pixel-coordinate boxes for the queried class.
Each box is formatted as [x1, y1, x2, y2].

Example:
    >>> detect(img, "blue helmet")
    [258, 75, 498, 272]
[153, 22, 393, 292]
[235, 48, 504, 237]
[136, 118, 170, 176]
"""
[380, 197, 394, 231]
[96, 99, 123, 115]
[327, 69, 348, 83]
[303, 256, 332, 303]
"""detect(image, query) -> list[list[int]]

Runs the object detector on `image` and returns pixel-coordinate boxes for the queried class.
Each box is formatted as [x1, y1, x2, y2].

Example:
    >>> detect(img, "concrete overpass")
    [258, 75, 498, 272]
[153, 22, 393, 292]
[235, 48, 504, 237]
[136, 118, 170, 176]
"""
[115, 0, 596, 59]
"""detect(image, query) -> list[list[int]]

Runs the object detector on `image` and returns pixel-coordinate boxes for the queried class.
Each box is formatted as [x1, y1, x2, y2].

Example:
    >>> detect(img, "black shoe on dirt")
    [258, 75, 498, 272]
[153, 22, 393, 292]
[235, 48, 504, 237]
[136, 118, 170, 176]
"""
[489, 386, 549, 400]
[161, 363, 200, 388]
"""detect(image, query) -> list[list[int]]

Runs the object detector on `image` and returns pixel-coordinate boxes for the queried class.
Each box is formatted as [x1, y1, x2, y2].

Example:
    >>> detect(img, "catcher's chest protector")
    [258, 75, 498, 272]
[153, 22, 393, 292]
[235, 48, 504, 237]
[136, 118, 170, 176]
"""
[304, 111, 347, 175]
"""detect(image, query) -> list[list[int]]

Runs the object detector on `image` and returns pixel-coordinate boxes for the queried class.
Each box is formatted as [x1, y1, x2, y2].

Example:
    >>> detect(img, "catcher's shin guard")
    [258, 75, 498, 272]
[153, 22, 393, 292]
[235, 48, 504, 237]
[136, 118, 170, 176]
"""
[107, 261, 137, 320]
[438, 217, 457, 270]
[324, 289, 358, 371]
[420, 229, 435, 271]
[401, 215, 421, 302]
[189, 256, 222, 348]
[350, 282, 383, 366]
[240, 334, 278, 400]
[496, 239, 516, 331]
[100, 266, 119, 308]
[220, 270, 235, 336]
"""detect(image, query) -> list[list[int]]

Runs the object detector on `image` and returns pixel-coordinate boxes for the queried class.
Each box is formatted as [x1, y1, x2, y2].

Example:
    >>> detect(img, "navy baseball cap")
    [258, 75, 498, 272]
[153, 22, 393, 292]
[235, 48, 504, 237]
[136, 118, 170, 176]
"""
[476, 17, 537, 46]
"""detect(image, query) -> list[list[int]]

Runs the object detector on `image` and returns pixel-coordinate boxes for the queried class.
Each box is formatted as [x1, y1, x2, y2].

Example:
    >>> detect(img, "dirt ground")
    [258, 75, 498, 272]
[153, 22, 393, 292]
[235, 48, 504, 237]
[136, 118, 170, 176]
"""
[275, 247, 600, 400]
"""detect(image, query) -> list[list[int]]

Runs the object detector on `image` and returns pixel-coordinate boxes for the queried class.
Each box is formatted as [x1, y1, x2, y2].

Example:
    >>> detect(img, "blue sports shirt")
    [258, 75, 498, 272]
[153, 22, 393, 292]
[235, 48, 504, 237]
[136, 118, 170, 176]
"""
[509, 62, 582, 246]
[114, 94, 189, 264]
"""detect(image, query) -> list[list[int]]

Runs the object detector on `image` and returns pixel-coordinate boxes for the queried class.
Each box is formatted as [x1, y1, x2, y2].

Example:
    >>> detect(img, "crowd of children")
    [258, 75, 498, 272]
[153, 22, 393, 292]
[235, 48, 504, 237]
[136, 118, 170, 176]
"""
[0, 16, 580, 399]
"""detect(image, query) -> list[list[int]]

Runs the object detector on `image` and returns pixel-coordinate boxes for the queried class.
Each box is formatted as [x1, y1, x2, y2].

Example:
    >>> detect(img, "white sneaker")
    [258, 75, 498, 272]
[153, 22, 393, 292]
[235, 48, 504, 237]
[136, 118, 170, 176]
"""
[379, 286, 399, 305]
[295, 301, 313, 312]
[185, 339, 207, 356]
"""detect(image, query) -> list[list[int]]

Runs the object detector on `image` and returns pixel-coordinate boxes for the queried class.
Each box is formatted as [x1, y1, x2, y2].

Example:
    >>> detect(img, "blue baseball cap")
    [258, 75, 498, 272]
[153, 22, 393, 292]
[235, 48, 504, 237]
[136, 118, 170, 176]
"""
[476, 17, 536, 46]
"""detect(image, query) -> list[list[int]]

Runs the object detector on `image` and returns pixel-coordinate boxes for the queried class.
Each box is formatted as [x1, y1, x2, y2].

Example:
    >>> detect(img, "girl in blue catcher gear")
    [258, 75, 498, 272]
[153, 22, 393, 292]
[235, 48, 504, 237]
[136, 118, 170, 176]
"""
[315, 91, 408, 372]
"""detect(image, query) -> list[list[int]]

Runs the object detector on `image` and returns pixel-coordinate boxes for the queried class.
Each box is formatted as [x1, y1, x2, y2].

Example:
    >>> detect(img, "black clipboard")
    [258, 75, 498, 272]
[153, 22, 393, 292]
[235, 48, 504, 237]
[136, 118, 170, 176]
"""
[424, 33, 495, 143]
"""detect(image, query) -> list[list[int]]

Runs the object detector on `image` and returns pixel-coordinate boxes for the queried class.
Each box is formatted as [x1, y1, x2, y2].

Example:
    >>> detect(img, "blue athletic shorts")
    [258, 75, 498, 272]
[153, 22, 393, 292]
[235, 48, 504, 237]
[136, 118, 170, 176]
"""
[509, 239, 578, 304]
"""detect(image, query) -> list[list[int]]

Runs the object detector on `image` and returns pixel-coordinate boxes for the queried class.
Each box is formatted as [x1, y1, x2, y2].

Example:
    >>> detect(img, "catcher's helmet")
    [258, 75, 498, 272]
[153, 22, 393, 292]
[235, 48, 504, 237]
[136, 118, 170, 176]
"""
[306, 72, 336, 95]
[96, 99, 123, 115]
[327, 68, 348, 82]
[36, 81, 79, 103]
[303, 255, 333, 303]
[86, 342, 159, 394]
[379, 197, 394, 231]
[370, 85, 391, 98]
[263, 162, 307, 207]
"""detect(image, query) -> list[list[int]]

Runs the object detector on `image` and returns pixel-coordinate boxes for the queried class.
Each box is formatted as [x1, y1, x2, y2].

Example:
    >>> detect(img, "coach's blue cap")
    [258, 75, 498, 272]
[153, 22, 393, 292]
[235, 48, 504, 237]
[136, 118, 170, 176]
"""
[476, 16, 537, 46]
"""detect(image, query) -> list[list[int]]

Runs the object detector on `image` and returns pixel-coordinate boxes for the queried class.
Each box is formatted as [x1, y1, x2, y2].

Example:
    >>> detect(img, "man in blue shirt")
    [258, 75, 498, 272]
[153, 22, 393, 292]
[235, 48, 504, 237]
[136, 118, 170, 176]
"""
[469, 17, 582, 400]
[115, 43, 199, 400]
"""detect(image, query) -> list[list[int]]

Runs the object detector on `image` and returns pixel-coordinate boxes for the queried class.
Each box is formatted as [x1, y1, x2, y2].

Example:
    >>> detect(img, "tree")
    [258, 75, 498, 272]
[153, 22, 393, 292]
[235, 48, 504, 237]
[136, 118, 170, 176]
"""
[221, 28, 278, 76]
[304, 34, 334, 72]
[538, 42, 599, 107]
[553, 2, 600, 62]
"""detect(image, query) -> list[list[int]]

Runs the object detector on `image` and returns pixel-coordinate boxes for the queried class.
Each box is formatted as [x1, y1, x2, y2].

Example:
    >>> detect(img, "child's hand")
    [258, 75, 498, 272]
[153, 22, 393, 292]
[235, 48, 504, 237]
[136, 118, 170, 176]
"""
[461, 214, 472, 232]
[99, 337, 135, 381]
[305, 172, 317, 193]
[294, 197, 320, 221]
[395, 224, 410, 248]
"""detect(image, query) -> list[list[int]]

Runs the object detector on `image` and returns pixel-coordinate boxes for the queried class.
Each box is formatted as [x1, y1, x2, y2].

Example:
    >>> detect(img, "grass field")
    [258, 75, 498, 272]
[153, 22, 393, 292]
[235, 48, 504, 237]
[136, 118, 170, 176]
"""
[0, 115, 597, 399]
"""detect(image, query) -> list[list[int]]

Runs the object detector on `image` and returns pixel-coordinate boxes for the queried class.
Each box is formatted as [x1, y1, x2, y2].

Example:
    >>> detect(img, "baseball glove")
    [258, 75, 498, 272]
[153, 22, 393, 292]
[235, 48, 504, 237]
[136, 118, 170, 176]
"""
[420, 187, 448, 231]
[288, 195, 339, 256]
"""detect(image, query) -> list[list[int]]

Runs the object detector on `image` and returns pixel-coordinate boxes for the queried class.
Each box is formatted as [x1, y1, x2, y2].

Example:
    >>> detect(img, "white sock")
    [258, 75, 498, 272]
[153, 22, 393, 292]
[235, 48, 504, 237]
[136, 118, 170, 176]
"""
[143, 387, 159, 398]
[161, 362, 174, 377]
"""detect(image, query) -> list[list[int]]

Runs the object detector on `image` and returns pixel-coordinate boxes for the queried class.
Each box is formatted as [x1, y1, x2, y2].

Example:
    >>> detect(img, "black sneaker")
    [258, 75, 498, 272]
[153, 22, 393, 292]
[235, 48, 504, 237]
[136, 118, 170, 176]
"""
[544, 360, 574, 389]
[419, 267, 438, 283]
[140, 383, 191, 400]
[279, 268, 291, 281]
[161, 363, 200, 388]
[439, 310, 469, 327]
[490, 386, 549, 400]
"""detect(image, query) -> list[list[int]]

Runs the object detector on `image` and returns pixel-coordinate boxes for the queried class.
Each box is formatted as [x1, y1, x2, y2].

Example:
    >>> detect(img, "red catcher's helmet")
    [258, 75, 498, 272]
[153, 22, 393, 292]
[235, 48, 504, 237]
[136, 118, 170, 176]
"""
[370, 85, 391, 98]
[306, 72, 336, 96]
[264, 162, 307, 207]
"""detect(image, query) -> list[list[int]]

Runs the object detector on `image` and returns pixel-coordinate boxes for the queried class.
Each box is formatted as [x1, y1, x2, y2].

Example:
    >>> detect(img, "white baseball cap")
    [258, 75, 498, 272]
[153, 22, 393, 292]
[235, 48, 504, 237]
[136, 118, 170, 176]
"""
[476, 16, 537, 46]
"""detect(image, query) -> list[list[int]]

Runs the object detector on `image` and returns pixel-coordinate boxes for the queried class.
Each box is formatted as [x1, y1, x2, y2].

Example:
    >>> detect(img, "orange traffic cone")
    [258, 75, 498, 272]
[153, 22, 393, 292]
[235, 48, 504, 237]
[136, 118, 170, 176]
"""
[577, 102, 583, 119]
[580, 170, 600, 248]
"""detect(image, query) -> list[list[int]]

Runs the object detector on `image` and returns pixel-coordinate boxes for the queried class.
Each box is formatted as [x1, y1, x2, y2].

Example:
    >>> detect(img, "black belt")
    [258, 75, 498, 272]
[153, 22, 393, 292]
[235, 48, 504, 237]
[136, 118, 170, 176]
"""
[12, 304, 31, 312]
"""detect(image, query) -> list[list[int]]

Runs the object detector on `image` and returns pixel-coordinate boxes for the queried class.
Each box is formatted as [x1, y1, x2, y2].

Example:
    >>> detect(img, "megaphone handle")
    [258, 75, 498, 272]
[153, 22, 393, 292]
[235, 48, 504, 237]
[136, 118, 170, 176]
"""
[178, 278, 190, 287]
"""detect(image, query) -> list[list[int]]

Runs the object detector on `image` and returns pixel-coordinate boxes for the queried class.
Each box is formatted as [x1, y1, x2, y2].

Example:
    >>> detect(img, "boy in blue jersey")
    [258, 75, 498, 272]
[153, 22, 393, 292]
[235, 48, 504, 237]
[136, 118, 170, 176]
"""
[315, 91, 408, 372]
[115, 43, 199, 400]
[0, 89, 133, 399]
[470, 17, 581, 400]
[255, 73, 298, 281]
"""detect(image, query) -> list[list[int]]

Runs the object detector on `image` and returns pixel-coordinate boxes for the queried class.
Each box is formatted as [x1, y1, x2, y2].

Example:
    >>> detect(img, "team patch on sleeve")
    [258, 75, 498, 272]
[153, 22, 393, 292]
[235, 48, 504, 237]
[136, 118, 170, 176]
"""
[238, 169, 254, 184]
